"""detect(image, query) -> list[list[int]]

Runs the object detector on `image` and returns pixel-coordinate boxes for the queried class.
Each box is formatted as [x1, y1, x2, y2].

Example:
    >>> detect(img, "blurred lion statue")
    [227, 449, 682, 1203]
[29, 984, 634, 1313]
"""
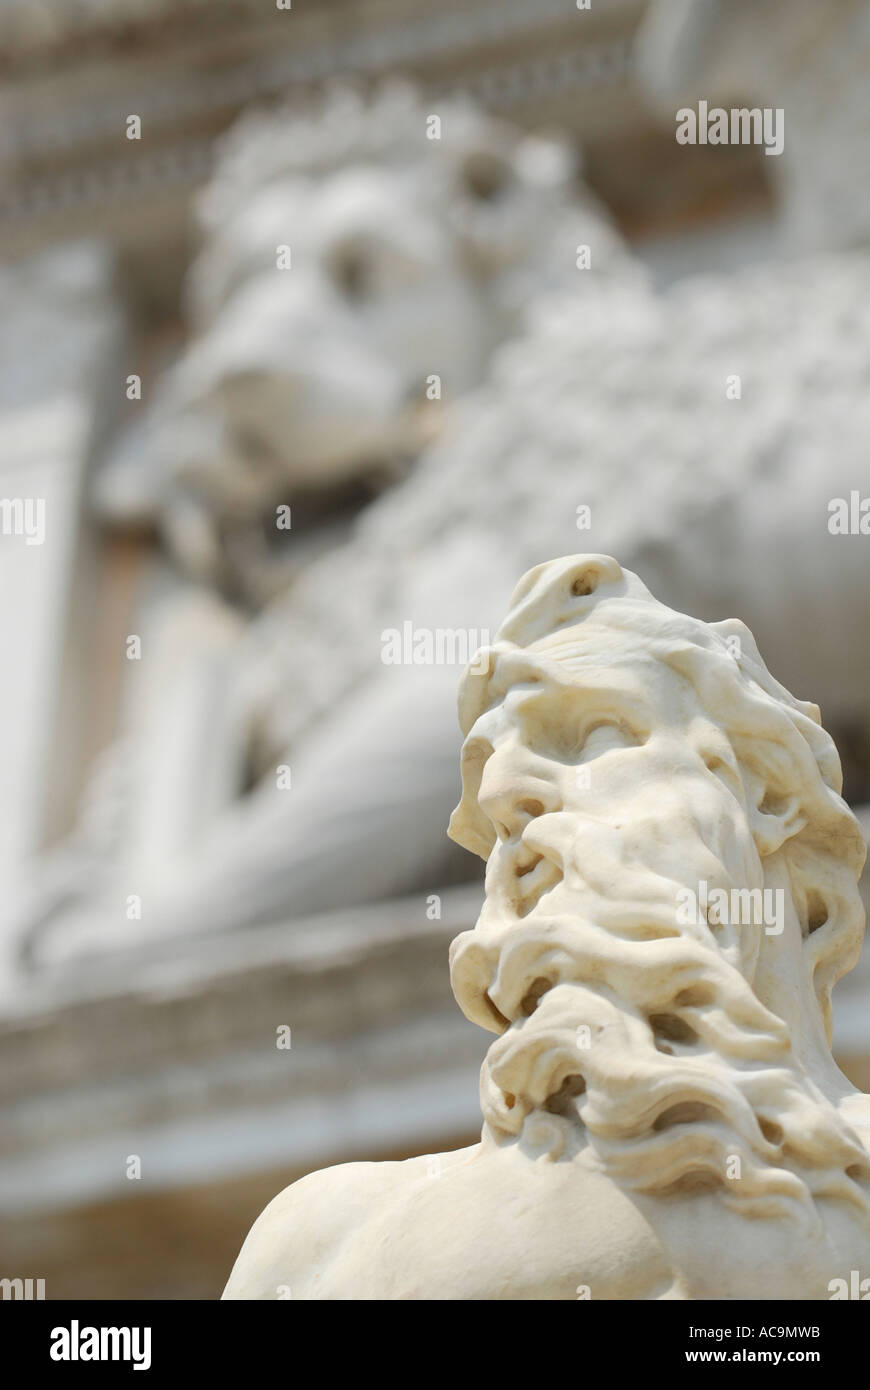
[224, 555, 870, 1300]
[14, 84, 635, 971]
[98, 80, 631, 603]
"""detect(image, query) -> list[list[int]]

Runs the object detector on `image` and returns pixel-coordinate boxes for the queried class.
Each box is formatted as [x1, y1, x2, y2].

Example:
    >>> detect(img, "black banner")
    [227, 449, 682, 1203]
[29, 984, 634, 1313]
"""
[2, 1298, 865, 1376]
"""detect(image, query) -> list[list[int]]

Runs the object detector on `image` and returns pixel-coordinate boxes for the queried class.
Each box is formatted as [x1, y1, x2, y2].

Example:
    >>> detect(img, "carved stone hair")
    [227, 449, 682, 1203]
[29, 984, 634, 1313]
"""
[448, 555, 870, 1224]
[189, 78, 593, 322]
[197, 80, 544, 223]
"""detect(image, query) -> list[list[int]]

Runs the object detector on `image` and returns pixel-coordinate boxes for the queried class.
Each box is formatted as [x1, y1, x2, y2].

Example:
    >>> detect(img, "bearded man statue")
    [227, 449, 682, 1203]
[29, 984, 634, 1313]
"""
[223, 554, 870, 1300]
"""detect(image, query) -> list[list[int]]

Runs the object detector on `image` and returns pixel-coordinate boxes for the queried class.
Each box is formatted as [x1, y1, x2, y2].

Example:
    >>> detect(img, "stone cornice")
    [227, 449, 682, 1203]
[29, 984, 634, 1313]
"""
[0, 886, 486, 1210]
[0, 0, 644, 252]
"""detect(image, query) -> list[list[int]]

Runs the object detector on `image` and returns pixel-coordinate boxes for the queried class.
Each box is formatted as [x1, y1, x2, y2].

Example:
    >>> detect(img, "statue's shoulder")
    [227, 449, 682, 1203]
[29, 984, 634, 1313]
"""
[221, 1150, 458, 1300]
[222, 1141, 683, 1299]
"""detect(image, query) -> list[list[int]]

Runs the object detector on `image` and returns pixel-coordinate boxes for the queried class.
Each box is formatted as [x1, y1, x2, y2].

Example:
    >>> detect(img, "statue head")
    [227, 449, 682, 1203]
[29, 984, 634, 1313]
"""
[448, 554, 870, 1222]
[99, 84, 628, 602]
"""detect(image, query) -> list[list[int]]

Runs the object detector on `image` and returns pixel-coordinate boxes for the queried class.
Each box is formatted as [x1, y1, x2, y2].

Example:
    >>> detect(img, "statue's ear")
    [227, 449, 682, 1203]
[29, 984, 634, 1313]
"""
[747, 783, 807, 857]
[735, 739, 808, 857]
[448, 144, 516, 280]
[450, 133, 575, 280]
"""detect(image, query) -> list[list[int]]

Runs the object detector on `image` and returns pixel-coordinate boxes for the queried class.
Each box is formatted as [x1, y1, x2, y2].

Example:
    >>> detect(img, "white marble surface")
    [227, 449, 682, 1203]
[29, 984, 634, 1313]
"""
[225, 555, 870, 1300]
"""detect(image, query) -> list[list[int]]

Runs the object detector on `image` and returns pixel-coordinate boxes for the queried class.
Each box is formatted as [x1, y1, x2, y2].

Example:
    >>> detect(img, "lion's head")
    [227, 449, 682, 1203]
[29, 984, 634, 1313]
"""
[99, 83, 630, 602]
[448, 554, 870, 1225]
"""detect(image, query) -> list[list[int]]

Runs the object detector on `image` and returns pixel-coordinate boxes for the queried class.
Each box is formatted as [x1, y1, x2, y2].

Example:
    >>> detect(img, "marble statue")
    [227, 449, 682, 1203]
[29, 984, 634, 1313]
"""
[223, 555, 870, 1300]
[97, 80, 633, 605]
[14, 85, 639, 969]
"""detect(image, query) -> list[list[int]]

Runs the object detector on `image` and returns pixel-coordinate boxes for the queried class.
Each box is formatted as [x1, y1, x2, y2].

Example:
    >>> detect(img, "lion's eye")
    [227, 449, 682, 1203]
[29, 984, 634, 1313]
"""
[460, 151, 511, 201]
[330, 244, 374, 301]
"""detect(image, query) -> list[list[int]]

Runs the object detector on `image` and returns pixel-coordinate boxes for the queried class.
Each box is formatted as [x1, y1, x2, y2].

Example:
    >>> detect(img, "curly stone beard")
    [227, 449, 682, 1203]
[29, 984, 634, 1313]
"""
[450, 785, 870, 1228]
